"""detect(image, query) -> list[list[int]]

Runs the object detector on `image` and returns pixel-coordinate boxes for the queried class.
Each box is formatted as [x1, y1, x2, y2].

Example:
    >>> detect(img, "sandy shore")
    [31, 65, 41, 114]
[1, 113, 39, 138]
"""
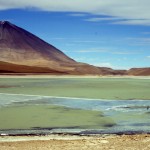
[0, 134, 150, 150]
[0, 74, 150, 79]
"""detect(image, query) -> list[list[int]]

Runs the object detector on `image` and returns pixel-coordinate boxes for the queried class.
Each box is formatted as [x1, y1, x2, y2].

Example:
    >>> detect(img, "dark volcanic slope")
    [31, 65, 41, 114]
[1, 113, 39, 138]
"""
[0, 21, 76, 69]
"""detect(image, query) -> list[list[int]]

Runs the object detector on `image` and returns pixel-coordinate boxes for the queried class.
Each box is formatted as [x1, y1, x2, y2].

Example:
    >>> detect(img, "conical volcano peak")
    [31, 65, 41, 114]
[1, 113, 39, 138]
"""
[1, 21, 20, 31]
[0, 21, 129, 75]
[0, 21, 17, 33]
[0, 21, 6, 25]
[0, 21, 18, 41]
[0, 21, 9, 24]
[0, 21, 76, 68]
[0, 21, 13, 27]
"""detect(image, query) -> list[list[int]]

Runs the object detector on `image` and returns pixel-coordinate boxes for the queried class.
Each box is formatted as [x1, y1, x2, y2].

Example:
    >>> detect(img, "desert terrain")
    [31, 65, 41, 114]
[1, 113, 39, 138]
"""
[0, 134, 150, 150]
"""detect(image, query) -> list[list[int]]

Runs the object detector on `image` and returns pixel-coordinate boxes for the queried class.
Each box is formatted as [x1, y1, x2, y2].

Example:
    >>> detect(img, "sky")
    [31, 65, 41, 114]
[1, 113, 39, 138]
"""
[0, 0, 150, 69]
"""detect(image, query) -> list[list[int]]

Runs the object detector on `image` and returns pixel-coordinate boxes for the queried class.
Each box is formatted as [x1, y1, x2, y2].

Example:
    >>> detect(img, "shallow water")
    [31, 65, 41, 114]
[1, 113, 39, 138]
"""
[0, 93, 150, 135]
[0, 78, 150, 100]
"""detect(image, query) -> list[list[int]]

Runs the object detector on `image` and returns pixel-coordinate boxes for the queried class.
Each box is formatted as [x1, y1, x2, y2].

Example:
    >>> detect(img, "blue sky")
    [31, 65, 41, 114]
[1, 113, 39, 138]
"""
[0, 0, 150, 69]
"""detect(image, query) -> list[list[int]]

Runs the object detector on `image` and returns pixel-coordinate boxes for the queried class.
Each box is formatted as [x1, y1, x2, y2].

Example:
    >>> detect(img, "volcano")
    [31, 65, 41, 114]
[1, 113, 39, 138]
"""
[0, 21, 127, 75]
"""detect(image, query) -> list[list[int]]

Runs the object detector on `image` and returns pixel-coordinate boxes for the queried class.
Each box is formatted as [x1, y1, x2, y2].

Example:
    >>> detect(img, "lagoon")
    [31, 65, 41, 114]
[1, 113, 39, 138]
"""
[0, 77, 150, 135]
[0, 77, 150, 100]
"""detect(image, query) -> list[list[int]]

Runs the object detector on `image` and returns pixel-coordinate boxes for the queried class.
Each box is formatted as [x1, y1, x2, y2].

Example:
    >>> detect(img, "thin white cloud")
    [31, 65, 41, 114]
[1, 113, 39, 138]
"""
[91, 62, 128, 70]
[85, 17, 120, 22]
[112, 51, 140, 55]
[75, 57, 98, 62]
[1, 0, 150, 26]
[78, 49, 108, 53]
[93, 62, 113, 68]
[126, 37, 150, 46]
[113, 19, 150, 26]
[72, 40, 101, 43]
[69, 13, 87, 17]
[50, 37, 67, 40]
[142, 32, 150, 35]
[147, 56, 150, 59]
[75, 48, 140, 55]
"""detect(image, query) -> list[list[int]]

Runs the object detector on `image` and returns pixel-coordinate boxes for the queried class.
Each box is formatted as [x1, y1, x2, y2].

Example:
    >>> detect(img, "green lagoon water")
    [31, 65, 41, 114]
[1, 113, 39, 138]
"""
[0, 77, 150, 100]
[0, 105, 115, 130]
[0, 77, 150, 134]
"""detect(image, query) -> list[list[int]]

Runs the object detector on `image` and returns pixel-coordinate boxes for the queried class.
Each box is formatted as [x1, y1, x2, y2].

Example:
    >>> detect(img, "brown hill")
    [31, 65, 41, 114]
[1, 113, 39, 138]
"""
[0, 61, 67, 74]
[128, 68, 150, 76]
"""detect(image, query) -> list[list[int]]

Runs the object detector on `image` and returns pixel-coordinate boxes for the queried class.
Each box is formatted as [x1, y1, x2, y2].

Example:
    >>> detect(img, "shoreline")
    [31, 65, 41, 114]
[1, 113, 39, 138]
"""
[0, 134, 150, 150]
[0, 134, 98, 142]
[0, 129, 150, 138]
[0, 133, 150, 142]
[0, 74, 150, 79]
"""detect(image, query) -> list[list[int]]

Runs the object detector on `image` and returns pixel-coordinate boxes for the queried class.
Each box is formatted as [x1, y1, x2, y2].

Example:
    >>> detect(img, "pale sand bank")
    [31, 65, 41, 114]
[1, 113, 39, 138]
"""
[0, 134, 150, 150]
[0, 74, 150, 79]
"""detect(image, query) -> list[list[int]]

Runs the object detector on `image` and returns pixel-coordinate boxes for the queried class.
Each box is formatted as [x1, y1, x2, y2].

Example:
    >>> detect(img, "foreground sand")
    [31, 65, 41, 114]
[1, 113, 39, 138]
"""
[0, 134, 150, 150]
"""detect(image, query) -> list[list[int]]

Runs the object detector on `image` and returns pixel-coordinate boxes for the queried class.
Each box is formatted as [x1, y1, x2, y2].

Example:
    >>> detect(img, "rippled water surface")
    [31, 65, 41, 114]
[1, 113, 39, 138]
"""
[0, 93, 150, 135]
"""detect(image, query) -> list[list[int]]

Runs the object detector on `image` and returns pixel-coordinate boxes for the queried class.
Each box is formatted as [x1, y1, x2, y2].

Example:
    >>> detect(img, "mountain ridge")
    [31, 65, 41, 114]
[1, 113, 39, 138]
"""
[0, 21, 149, 76]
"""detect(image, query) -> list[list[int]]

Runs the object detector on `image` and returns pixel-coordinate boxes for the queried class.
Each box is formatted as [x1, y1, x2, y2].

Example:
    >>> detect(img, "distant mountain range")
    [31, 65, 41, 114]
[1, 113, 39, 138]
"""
[0, 21, 149, 76]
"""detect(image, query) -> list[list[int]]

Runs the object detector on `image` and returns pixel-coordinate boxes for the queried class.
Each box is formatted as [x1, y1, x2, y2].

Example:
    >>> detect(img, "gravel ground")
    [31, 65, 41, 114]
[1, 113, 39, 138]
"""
[0, 134, 150, 150]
